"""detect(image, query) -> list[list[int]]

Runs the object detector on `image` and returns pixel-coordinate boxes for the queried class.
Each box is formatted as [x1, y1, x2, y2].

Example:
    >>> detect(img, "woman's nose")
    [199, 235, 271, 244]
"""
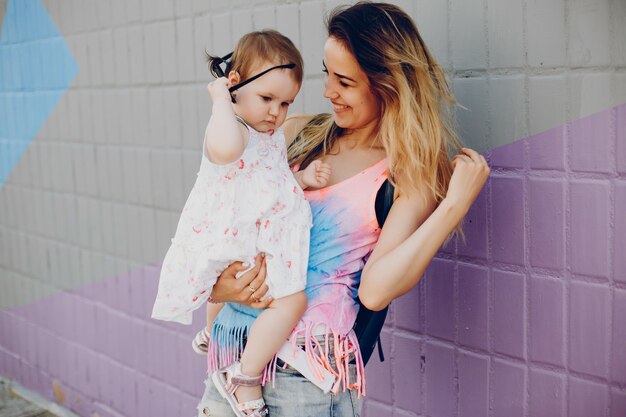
[323, 79, 338, 100]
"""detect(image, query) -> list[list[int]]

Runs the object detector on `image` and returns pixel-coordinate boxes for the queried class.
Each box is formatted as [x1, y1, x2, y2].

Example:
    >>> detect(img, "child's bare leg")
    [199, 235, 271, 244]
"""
[236, 290, 307, 403]
[193, 302, 223, 354]
[206, 301, 224, 330]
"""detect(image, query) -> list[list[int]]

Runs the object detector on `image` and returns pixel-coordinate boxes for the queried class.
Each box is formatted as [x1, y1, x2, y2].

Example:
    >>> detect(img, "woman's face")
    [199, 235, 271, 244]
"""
[323, 37, 380, 131]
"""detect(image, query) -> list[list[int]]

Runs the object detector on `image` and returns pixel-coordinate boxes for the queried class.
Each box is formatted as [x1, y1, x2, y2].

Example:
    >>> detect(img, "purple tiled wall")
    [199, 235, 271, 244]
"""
[0, 266, 198, 417]
[360, 103, 626, 417]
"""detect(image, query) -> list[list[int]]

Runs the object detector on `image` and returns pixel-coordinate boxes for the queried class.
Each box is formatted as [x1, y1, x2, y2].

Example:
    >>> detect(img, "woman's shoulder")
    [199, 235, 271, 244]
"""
[283, 114, 316, 146]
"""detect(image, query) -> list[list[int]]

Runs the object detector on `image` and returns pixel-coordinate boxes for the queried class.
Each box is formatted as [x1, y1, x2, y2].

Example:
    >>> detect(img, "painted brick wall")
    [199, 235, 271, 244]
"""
[0, 1, 625, 417]
[367, 103, 626, 417]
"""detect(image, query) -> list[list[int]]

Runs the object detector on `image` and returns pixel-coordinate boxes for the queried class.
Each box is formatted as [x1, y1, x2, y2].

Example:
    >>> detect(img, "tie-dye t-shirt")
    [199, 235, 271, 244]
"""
[296, 157, 388, 336]
[209, 157, 388, 395]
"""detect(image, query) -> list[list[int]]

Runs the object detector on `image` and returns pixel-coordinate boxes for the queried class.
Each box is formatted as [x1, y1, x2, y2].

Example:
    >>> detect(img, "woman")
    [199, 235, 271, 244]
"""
[197, 2, 489, 416]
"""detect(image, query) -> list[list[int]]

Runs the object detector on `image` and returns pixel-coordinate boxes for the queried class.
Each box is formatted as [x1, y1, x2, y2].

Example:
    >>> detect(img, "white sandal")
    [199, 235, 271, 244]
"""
[211, 361, 269, 417]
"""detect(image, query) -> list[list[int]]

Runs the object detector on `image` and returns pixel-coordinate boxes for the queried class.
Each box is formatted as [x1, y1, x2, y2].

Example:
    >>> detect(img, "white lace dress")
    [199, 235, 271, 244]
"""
[152, 125, 312, 325]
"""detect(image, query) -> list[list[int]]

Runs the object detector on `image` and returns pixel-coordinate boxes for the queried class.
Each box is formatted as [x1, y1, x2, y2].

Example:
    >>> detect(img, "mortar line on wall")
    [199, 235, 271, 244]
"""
[453, 250, 460, 417]
[296, 1, 305, 113]
[419, 232, 427, 414]
[390, 311, 397, 411]
[451, 66, 621, 78]
[481, 0, 496, 414]
[490, 170, 620, 181]
[606, 105, 617, 417]
[611, 381, 626, 393]
[0, 179, 186, 217]
[416, 1, 438, 401]
[0, 321, 192, 408]
[608, 0, 617, 69]
[58, 0, 75, 37]
[0, 224, 159, 284]
[446, 0, 453, 72]
[0, 212, 160, 263]
[390, 328, 424, 341]
[409, 330, 613, 378]
[609, 0, 620, 153]
[562, 0, 574, 415]
[519, 0, 532, 413]
[377, 326, 622, 390]
[562, 118, 572, 417]
[569, 274, 612, 285]
[480, 0, 497, 407]
[522, 134, 531, 417]
[3, 66, 618, 90]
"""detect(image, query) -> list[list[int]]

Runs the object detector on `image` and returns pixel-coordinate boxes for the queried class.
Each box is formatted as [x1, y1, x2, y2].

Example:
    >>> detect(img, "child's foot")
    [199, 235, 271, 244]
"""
[192, 327, 210, 355]
[235, 385, 264, 415]
[212, 362, 269, 417]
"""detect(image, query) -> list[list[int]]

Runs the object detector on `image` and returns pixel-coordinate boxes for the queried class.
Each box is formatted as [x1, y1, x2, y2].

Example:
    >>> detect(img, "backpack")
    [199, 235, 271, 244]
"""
[353, 179, 395, 366]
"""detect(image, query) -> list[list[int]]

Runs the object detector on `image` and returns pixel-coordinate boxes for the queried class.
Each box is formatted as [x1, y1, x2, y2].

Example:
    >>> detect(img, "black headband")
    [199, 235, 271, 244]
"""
[210, 52, 296, 103]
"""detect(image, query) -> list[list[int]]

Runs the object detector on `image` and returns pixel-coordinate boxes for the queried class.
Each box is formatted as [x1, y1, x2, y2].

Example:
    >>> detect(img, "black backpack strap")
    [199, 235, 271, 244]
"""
[353, 179, 395, 365]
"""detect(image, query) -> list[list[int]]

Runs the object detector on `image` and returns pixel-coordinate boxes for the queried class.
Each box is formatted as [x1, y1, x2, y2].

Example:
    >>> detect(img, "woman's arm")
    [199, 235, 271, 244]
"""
[204, 78, 249, 164]
[359, 148, 490, 311]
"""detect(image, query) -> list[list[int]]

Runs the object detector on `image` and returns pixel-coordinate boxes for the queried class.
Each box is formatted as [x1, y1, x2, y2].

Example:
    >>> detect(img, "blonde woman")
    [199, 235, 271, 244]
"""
[196, 2, 489, 416]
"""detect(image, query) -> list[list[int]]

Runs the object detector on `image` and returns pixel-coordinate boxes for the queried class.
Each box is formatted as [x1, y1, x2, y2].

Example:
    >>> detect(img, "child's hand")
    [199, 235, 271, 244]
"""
[207, 77, 232, 103]
[299, 160, 332, 189]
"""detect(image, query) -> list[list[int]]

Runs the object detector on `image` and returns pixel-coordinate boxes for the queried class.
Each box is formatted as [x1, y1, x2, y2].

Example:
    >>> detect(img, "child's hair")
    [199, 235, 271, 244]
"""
[207, 30, 304, 86]
[288, 2, 462, 205]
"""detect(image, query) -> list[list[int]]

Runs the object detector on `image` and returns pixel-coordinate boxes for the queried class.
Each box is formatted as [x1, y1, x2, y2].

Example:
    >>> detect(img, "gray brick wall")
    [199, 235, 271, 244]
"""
[1, 1, 625, 416]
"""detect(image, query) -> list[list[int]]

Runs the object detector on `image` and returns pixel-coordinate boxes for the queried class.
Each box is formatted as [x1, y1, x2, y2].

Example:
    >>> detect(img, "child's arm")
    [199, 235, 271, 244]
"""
[292, 160, 332, 190]
[204, 78, 248, 164]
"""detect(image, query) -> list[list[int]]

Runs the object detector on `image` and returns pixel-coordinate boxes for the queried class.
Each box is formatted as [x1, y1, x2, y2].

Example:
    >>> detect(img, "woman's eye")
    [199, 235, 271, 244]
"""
[322, 67, 349, 87]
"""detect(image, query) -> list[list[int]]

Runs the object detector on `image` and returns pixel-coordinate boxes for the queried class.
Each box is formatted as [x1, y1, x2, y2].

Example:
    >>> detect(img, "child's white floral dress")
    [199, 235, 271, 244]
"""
[152, 125, 312, 325]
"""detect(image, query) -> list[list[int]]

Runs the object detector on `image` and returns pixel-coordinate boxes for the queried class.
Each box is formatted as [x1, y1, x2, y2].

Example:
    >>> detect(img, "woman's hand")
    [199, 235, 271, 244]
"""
[446, 147, 490, 214]
[210, 253, 273, 309]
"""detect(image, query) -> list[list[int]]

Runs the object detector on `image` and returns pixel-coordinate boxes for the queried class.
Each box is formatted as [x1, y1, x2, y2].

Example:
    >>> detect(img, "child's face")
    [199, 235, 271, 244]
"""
[229, 63, 300, 133]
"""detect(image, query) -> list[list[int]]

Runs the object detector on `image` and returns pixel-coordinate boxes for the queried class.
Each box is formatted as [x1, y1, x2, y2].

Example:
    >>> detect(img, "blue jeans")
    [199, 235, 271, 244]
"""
[196, 358, 363, 417]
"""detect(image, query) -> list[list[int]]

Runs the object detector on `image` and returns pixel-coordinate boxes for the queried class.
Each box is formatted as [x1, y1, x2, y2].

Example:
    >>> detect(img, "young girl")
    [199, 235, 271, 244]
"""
[151, 30, 331, 417]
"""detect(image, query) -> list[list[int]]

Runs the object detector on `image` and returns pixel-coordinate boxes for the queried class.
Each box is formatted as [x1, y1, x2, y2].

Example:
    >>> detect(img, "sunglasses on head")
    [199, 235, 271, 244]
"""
[210, 52, 296, 103]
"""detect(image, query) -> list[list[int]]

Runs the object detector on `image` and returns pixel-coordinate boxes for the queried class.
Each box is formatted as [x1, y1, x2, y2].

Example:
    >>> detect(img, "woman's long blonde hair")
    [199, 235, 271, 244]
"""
[288, 1, 462, 203]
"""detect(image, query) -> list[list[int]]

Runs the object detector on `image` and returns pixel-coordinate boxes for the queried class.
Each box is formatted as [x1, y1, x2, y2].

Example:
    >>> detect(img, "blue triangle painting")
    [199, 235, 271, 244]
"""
[0, 0, 78, 186]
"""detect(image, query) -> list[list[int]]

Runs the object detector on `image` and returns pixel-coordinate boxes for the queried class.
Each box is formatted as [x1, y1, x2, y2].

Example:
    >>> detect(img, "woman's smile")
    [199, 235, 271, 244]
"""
[332, 102, 350, 113]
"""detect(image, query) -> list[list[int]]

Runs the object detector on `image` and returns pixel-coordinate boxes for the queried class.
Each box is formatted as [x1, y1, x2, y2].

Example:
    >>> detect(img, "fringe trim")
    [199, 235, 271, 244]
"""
[207, 313, 366, 398]
[207, 304, 257, 371]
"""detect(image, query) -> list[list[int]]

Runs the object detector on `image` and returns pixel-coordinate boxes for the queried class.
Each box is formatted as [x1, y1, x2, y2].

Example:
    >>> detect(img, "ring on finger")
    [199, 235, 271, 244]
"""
[248, 285, 256, 293]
